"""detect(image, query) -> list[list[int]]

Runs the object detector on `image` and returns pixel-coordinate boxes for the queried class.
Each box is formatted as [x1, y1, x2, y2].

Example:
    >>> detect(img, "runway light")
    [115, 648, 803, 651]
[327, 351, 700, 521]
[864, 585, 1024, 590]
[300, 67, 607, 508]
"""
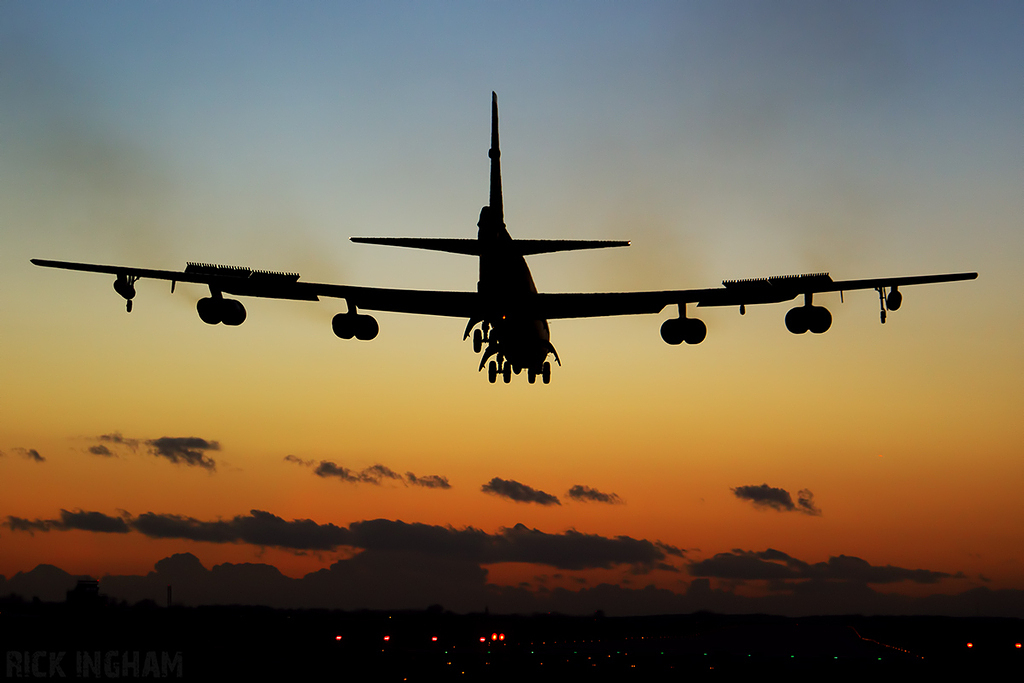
[432, 636, 438, 642]
[492, 633, 498, 641]
[384, 636, 390, 641]
[480, 637, 486, 642]
[335, 635, 342, 641]
[499, 634, 505, 641]
[1016, 643, 1022, 649]
[966, 642, 973, 648]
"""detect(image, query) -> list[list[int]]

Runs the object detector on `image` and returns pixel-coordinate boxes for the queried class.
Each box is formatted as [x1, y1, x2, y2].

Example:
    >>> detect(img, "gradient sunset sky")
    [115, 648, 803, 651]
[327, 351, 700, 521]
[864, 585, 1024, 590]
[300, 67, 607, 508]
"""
[2, 2, 1021, 614]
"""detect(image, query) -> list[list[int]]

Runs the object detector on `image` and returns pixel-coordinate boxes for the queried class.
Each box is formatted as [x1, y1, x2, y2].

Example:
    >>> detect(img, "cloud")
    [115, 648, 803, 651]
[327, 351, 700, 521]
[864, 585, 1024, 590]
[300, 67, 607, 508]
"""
[132, 510, 350, 551]
[732, 483, 822, 515]
[284, 454, 314, 467]
[5, 509, 130, 534]
[88, 444, 114, 457]
[567, 485, 622, 504]
[6, 508, 673, 573]
[14, 448, 45, 463]
[98, 432, 140, 450]
[362, 464, 403, 483]
[313, 461, 401, 484]
[146, 437, 219, 470]
[56, 509, 131, 533]
[311, 460, 445, 488]
[482, 478, 560, 506]
[5, 516, 51, 534]
[405, 472, 451, 489]
[689, 549, 958, 585]
[795, 489, 822, 516]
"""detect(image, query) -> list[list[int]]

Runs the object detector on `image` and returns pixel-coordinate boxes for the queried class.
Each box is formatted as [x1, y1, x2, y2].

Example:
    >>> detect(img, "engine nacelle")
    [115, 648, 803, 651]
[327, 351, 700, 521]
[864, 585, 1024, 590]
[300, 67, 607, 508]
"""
[197, 297, 222, 325]
[786, 305, 831, 334]
[333, 313, 378, 341]
[886, 289, 902, 311]
[660, 318, 684, 345]
[220, 299, 246, 326]
[196, 297, 246, 325]
[354, 314, 379, 341]
[113, 278, 136, 301]
[660, 318, 706, 345]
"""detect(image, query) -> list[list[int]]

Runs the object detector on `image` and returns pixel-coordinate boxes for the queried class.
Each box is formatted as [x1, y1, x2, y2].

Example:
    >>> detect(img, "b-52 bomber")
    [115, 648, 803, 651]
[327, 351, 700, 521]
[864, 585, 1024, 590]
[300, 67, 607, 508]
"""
[32, 93, 976, 384]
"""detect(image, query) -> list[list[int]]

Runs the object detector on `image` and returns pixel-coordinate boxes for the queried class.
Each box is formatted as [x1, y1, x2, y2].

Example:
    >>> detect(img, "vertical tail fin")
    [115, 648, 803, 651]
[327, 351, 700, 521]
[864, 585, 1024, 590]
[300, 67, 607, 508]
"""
[489, 91, 503, 223]
[478, 92, 505, 239]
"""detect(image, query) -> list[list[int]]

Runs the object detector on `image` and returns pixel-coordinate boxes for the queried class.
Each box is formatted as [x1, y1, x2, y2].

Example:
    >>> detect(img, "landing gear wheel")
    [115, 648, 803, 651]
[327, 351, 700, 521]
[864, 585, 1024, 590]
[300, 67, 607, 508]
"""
[126, 299, 133, 313]
[502, 362, 512, 384]
[473, 329, 483, 353]
[488, 360, 498, 384]
[528, 368, 536, 384]
[541, 361, 551, 384]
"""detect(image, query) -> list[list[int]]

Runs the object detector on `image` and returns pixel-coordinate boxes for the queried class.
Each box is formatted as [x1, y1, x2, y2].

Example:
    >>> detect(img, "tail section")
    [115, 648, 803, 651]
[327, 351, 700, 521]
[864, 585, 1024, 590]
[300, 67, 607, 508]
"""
[350, 92, 630, 257]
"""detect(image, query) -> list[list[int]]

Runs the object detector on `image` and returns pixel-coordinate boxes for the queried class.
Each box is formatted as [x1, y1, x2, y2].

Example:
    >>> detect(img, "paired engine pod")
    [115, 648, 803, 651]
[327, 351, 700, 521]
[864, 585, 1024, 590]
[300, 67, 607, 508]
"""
[197, 298, 246, 326]
[332, 313, 378, 341]
[786, 306, 831, 334]
[660, 318, 706, 345]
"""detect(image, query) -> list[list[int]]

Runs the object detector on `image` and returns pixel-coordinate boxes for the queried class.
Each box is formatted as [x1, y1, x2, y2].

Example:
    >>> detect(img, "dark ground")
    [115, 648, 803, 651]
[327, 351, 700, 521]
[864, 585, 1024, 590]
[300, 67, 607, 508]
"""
[2, 594, 1021, 680]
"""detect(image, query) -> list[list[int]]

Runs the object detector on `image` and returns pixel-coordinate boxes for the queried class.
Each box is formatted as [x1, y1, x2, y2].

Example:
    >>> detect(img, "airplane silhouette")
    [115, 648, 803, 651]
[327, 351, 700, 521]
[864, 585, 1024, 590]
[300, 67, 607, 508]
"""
[33, 93, 976, 384]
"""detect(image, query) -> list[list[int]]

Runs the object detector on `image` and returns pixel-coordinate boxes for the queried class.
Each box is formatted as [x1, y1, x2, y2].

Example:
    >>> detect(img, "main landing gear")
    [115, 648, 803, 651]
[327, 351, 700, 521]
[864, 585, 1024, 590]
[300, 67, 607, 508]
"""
[488, 359, 551, 385]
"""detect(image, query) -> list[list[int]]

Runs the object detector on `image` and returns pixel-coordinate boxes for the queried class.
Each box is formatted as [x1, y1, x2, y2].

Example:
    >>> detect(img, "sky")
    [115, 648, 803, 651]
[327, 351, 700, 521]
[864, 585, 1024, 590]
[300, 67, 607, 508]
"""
[1, 1, 1022, 616]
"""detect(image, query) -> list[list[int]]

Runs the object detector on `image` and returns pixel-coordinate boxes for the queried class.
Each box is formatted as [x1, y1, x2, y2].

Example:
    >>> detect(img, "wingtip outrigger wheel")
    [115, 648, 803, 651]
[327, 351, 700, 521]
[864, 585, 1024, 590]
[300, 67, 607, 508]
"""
[113, 274, 138, 313]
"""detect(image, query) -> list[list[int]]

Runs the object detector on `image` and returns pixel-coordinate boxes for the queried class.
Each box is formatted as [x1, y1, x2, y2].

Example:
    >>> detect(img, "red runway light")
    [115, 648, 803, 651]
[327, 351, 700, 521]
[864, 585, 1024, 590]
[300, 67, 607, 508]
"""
[384, 636, 390, 641]
[479, 637, 486, 642]
[432, 636, 438, 642]
[335, 635, 342, 641]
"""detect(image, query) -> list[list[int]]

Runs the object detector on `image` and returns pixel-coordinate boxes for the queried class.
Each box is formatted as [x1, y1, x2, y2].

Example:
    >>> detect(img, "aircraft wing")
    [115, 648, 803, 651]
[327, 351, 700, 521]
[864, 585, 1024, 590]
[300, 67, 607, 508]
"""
[30, 258, 481, 317]
[31, 259, 975, 321]
[530, 271, 978, 319]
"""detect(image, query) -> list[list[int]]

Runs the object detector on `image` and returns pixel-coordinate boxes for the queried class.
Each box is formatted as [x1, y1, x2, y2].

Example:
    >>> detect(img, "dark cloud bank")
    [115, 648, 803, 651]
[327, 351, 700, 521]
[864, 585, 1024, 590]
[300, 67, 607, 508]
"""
[2, 509, 1002, 617]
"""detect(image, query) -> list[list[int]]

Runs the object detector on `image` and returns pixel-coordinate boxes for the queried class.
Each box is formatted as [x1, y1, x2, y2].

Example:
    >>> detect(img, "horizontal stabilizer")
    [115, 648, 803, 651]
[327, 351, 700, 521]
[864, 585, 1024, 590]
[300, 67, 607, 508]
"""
[350, 237, 480, 255]
[351, 237, 629, 256]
